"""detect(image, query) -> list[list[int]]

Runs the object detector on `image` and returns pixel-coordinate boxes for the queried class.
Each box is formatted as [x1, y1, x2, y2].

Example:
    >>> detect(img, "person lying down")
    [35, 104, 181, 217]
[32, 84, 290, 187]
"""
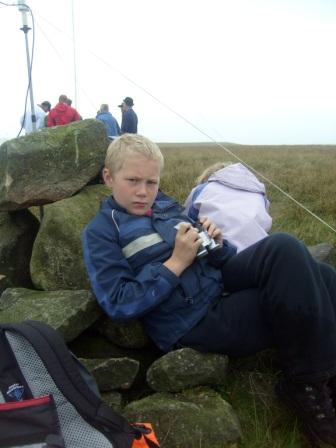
[184, 162, 272, 252]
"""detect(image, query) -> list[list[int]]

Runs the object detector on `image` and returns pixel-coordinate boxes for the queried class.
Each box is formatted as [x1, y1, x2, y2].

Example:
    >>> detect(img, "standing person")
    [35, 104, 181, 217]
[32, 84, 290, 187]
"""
[20, 101, 51, 135]
[184, 162, 272, 252]
[41, 101, 52, 127]
[96, 104, 120, 139]
[48, 95, 81, 127]
[118, 97, 138, 134]
[82, 134, 336, 447]
[66, 97, 83, 121]
[65, 98, 83, 120]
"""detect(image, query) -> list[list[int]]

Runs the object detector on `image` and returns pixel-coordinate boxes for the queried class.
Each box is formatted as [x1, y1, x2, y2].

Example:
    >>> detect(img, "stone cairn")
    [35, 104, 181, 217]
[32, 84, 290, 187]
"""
[0, 120, 334, 447]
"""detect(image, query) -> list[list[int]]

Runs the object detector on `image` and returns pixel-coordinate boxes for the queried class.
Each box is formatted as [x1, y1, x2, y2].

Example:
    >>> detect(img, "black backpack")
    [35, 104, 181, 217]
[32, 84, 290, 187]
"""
[0, 320, 158, 448]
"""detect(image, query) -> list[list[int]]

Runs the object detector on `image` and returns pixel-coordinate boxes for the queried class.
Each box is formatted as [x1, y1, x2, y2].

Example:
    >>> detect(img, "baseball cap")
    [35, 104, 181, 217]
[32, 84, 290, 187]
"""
[118, 97, 134, 107]
[40, 101, 51, 112]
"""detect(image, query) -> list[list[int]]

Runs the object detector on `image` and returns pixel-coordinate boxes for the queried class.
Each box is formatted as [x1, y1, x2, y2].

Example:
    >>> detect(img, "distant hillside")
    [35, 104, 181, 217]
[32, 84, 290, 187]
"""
[159, 142, 336, 151]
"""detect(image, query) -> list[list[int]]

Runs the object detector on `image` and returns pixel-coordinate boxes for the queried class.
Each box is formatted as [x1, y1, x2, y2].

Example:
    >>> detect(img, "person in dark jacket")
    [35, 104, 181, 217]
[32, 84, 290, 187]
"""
[118, 97, 138, 134]
[65, 97, 83, 120]
[82, 134, 336, 447]
[96, 104, 120, 139]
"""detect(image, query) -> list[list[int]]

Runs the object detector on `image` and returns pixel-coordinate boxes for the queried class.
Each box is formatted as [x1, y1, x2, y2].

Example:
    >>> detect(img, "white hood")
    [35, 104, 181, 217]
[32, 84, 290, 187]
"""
[208, 163, 266, 195]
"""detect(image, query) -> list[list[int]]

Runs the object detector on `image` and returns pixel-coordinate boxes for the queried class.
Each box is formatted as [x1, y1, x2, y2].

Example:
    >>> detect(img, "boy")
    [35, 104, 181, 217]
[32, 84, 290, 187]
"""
[82, 134, 336, 447]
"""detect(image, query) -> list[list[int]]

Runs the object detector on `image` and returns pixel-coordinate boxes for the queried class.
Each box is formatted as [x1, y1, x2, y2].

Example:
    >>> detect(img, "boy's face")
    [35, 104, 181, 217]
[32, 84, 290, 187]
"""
[103, 154, 160, 215]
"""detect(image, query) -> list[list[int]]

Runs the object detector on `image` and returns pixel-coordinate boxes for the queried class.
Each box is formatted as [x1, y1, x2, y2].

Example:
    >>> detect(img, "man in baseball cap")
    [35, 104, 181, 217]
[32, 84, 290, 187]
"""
[118, 97, 134, 108]
[118, 97, 138, 133]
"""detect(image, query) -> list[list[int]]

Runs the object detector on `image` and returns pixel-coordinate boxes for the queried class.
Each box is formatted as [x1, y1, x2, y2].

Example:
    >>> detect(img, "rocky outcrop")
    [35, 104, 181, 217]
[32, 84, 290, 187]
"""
[0, 124, 334, 447]
[0, 119, 108, 211]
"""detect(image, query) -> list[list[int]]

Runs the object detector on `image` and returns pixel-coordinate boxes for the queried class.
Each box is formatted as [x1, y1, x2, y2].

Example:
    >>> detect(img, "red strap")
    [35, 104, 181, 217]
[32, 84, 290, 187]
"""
[0, 395, 51, 411]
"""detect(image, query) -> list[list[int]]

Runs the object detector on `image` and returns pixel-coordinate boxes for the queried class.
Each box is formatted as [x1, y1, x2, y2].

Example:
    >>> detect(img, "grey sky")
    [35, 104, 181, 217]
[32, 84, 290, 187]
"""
[0, 0, 335, 144]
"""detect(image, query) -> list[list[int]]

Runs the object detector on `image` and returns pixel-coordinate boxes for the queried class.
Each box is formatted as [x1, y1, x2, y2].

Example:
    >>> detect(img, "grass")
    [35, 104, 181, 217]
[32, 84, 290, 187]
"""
[160, 142, 336, 254]
[218, 355, 309, 447]
[158, 142, 336, 447]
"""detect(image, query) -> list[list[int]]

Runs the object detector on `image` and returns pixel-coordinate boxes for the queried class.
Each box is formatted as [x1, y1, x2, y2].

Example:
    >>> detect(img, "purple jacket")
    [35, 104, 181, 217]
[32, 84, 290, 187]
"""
[184, 163, 272, 252]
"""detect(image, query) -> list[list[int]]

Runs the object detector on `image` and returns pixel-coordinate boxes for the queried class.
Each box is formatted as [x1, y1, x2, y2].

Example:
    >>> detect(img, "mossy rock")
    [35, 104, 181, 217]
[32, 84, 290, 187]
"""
[124, 387, 242, 448]
[30, 184, 110, 290]
[0, 119, 109, 210]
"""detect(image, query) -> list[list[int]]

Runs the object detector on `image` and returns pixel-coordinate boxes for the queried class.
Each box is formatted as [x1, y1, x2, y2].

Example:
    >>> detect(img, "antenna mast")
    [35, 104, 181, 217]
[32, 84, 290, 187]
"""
[71, 0, 78, 107]
[17, 0, 36, 132]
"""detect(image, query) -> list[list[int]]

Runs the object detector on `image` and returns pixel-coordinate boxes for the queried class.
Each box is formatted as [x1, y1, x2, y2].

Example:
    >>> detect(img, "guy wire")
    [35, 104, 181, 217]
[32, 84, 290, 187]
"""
[31, 11, 336, 235]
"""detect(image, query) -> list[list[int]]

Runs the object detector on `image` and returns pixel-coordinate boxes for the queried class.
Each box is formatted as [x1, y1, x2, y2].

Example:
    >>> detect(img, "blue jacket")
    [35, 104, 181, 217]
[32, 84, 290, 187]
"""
[121, 109, 138, 134]
[81, 192, 236, 351]
[96, 112, 120, 137]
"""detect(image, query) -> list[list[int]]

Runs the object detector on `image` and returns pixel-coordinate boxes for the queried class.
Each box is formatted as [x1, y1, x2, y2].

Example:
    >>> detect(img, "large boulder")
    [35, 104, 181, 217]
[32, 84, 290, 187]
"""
[0, 288, 102, 341]
[0, 210, 39, 287]
[0, 119, 108, 211]
[30, 184, 110, 290]
[124, 388, 242, 448]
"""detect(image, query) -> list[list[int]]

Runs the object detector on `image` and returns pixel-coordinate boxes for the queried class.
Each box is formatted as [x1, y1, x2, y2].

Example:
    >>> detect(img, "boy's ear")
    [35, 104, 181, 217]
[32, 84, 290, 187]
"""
[102, 167, 113, 187]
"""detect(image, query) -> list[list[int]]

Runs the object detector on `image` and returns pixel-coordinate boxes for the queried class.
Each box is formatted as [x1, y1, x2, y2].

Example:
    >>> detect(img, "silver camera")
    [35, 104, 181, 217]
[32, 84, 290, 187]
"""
[174, 221, 221, 258]
[195, 221, 221, 258]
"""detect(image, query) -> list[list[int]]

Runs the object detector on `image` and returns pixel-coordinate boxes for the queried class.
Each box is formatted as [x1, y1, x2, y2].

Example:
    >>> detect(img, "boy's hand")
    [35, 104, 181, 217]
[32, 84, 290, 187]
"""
[164, 223, 202, 276]
[199, 216, 223, 246]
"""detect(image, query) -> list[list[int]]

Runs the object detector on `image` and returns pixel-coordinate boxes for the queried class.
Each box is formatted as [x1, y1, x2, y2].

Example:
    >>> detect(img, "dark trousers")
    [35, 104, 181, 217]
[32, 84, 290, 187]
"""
[179, 233, 336, 382]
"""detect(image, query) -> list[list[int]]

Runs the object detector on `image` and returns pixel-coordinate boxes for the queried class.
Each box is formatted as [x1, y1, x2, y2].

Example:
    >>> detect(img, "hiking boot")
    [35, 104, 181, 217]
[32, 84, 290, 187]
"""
[275, 378, 336, 447]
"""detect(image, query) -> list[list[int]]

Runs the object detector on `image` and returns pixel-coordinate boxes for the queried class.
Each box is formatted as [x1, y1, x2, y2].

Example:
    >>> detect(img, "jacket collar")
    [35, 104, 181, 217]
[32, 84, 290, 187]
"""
[101, 191, 182, 214]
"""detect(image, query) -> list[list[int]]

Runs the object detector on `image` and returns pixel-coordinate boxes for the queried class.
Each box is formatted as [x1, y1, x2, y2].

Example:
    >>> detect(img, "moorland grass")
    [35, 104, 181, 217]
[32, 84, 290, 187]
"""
[159, 142, 336, 448]
[160, 143, 336, 249]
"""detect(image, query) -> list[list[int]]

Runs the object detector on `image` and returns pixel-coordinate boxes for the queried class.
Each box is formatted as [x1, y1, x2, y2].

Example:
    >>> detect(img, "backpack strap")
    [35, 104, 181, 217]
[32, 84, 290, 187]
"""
[0, 321, 137, 447]
[0, 329, 33, 402]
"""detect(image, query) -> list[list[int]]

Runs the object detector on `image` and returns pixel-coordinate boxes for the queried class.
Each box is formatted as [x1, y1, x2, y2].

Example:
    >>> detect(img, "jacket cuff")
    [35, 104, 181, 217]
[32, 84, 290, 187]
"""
[208, 240, 237, 266]
[157, 263, 181, 287]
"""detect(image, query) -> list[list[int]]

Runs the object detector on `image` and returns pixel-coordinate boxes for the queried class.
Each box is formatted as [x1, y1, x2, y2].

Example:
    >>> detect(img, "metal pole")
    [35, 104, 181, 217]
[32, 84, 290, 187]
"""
[71, 0, 78, 107]
[18, 0, 36, 133]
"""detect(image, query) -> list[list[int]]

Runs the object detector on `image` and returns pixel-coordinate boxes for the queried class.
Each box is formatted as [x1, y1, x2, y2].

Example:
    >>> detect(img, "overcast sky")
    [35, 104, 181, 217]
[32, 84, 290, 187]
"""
[0, 0, 335, 144]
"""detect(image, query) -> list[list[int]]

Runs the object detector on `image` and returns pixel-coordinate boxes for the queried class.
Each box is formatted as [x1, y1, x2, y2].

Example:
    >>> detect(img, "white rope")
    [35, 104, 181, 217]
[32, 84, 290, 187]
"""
[195, 141, 336, 234]
[34, 12, 336, 235]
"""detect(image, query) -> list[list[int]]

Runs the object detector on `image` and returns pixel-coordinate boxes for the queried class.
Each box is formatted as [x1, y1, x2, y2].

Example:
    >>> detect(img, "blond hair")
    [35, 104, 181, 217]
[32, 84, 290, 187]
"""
[105, 134, 164, 174]
[196, 161, 234, 185]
